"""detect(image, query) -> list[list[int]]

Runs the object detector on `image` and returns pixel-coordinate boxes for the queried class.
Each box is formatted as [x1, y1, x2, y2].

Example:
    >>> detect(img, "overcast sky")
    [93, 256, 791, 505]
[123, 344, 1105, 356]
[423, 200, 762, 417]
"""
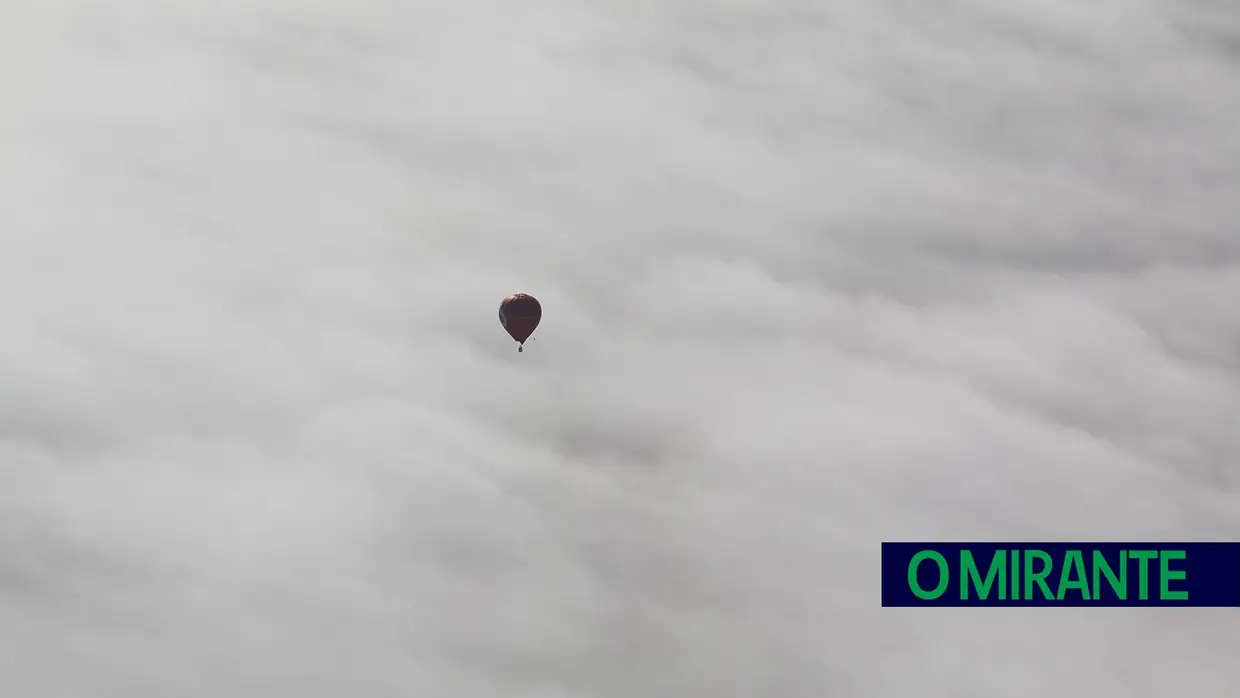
[2, 0, 1239, 696]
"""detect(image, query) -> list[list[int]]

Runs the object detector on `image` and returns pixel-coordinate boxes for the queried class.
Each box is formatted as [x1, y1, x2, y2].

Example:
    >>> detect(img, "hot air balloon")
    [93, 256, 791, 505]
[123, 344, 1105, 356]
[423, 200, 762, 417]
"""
[498, 293, 541, 351]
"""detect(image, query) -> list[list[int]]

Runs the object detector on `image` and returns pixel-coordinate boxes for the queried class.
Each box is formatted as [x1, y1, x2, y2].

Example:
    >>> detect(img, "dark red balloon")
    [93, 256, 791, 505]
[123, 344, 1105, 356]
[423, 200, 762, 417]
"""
[499, 293, 541, 349]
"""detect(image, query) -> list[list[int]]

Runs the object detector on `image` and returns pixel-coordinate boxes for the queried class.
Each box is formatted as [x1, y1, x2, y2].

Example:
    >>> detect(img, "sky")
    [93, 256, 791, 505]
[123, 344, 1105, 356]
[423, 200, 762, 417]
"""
[2, 0, 1239, 696]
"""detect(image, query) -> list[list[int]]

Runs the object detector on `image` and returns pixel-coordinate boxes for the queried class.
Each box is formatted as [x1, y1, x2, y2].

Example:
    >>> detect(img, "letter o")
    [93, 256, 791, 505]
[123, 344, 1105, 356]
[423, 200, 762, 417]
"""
[908, 550, 949, 600]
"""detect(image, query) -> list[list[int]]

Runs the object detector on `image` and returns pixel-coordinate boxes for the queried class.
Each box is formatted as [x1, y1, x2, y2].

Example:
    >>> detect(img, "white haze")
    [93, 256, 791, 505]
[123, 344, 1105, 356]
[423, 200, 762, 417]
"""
[1, 0, 1238, 696]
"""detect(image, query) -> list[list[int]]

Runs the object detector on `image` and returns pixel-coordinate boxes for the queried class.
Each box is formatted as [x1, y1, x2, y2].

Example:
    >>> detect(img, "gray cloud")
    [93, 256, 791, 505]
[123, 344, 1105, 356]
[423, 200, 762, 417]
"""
[2, 0, 1238, 696]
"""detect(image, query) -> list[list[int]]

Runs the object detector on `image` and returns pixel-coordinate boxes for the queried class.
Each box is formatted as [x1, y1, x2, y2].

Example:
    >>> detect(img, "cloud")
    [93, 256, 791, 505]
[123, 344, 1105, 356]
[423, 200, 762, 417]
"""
[2, 0, 1238, 696]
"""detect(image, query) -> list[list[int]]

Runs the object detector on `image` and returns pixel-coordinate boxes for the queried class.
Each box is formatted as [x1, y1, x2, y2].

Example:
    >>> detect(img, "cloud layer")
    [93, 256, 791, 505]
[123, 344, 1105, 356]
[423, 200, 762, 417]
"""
[2, 0, 1238, 696]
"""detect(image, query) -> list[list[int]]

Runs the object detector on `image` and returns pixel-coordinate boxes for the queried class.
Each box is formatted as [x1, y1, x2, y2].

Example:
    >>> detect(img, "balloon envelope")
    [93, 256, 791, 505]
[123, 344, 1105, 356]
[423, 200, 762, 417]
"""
[499, 293, 541, 344]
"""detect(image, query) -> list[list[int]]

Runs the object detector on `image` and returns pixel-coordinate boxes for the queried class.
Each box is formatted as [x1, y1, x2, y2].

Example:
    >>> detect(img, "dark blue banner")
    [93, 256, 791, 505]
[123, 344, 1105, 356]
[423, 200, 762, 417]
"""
[881, 542, 1240, 606]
